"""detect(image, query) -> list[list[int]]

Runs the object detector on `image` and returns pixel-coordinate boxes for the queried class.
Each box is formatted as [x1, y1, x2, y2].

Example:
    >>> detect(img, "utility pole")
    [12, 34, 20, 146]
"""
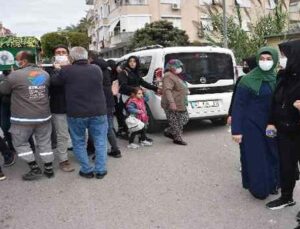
[222, 0, 228, 48]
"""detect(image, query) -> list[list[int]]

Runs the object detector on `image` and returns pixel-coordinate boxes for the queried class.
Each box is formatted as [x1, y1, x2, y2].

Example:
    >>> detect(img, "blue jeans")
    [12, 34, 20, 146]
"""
[67, 116, 108, 174]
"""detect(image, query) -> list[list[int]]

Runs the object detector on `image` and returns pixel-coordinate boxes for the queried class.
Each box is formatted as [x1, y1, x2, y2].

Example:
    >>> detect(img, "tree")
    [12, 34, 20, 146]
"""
[200, 0, 288, 63]
[62, 16, 92, 34]
[41, 32, 90, 58]
[129, 20, 190, 50]
[41, 33, 68, 58]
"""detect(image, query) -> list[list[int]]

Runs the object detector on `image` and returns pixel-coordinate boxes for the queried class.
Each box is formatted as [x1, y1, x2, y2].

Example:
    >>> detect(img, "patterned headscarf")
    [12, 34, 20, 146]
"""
[165, 59, 184, 73]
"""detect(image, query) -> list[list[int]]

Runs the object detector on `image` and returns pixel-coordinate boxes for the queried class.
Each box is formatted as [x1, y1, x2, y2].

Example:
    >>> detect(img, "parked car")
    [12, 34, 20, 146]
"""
[119, 46, 237, 132]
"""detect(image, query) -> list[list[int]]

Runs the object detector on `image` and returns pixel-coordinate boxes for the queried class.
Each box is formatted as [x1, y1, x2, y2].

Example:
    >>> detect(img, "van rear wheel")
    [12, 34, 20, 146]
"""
[211, 117, 227, 126]
[146, 104, 161, 133]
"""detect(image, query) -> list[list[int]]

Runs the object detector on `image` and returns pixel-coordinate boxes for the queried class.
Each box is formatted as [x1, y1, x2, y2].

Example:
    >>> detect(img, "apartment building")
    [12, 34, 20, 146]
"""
[0, 22, 14, 37]
[86, 0, 299, 58]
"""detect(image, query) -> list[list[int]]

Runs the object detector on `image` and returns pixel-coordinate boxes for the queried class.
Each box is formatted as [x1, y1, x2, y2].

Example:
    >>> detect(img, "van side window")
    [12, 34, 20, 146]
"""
[139, 56, 152, 77]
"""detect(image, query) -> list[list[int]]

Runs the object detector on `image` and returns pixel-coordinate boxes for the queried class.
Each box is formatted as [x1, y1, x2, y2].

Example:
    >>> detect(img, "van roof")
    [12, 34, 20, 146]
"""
[122, 46, 234, 58]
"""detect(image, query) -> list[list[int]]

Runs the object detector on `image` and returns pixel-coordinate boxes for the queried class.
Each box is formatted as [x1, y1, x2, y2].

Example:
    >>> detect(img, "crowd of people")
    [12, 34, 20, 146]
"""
[0, 44, 190, 181]
[229, 40, 300, 228]
[1, 39, 300, 227]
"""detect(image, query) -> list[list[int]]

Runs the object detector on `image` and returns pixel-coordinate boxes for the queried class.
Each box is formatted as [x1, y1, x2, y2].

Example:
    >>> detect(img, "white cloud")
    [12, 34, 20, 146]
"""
[0, 0, 89, 37]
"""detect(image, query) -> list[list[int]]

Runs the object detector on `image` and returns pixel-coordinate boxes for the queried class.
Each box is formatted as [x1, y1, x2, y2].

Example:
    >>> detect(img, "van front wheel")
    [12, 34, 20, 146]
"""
[211, 117, 227, 126]
[146, 105, 161, 133]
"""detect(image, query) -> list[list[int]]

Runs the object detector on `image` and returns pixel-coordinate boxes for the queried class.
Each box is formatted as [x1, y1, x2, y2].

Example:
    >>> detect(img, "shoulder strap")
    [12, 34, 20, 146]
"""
[123, 70, 129, 77]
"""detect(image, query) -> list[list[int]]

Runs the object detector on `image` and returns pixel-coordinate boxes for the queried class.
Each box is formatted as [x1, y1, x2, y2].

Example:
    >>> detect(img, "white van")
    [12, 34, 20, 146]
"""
[119, 46, 237, 132]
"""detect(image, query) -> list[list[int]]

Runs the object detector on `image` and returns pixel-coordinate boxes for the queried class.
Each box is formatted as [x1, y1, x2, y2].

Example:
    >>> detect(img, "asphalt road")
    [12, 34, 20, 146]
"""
[0, 121, 299, 229]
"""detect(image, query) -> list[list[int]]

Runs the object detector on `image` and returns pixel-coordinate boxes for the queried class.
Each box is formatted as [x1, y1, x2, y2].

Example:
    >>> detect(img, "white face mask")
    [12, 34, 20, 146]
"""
[175, 67, 183, 74]
[55, 55, 69, 64]
[279, 57, 287, 69]
[259, 60, 274, 71]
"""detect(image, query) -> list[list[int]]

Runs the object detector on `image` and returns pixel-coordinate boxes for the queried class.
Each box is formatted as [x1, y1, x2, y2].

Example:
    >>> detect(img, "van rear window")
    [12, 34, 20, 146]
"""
[164, 52, 234, 84]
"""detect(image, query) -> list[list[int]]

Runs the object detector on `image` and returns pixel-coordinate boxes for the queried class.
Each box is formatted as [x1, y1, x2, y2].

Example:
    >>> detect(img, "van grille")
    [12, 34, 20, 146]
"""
[189, 85, 234, 95]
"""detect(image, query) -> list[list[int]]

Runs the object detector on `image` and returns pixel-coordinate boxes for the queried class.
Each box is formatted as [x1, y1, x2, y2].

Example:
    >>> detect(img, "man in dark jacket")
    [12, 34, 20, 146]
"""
[51, 47, 108, 179]
[0, 51, 54, 180]
[89, 52, 121, 158]
[47, 45, 74, 172]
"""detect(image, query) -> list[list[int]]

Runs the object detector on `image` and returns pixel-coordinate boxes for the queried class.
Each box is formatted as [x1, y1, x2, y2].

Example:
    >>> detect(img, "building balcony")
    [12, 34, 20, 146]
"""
[87, 9, 95, 20]
[123, 0, 148, 5]
[110, 32, 134, 46]
[86, 0, 94, 5]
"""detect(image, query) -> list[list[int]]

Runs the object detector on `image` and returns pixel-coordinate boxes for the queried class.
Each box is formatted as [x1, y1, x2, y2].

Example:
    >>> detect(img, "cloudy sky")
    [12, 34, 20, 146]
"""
[0, 0, 89, 37]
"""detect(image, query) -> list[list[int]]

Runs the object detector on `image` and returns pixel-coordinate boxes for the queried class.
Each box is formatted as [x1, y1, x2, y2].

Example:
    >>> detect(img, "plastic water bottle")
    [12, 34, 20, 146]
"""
[266, 129, 277, 138]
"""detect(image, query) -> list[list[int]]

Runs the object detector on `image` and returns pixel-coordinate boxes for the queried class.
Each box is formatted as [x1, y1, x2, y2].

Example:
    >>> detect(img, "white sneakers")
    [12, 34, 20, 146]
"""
[140, 140, 153, 147]
[127, 143, 140, 149]
[127, 140, 153, 149]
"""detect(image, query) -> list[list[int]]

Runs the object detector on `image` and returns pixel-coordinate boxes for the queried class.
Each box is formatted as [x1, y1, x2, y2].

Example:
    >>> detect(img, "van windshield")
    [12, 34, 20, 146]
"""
[164, 52, 234, 84]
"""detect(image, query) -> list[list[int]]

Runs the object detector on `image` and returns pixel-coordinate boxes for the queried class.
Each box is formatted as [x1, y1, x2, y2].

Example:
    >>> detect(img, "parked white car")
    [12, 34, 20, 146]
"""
[119, 46, 237, 132]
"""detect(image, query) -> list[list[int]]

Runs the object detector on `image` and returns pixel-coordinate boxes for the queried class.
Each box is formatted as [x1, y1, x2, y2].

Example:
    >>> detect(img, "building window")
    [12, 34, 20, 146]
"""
[201, 17, 213, 32]
[235, 0, 251, 8]
[199, 0, 213, 5]
[266, 0, 277, 9]
[241, 20, 251, 32]
[199, 0, 222, 5]
[124, 0, 148, 4]
[161, 17, 182, 29]
[290, 0, 300, 13]
[139, 56, 153, 77]
[160, 0, 180, 4]
[120, 15, 151, 32]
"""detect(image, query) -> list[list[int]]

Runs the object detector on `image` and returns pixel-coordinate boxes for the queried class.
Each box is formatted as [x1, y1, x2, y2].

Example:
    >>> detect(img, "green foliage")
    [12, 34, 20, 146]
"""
[129, 20, 190, 50]
[0, 36, 40, 48]
[41, 33, 68, 57]
[63, 17, 92, 34]
[41, 32, 90, 58]
[204, 1, 288, 63]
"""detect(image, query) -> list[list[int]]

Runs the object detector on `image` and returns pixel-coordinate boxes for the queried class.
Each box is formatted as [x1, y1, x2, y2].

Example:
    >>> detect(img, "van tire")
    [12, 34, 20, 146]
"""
[146, 104, 161, 133]
[211, 117, 227, 126]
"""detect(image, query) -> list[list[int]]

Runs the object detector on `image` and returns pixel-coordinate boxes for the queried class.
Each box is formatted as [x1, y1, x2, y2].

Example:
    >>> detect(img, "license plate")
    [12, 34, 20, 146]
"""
[191, 100, 219, 109]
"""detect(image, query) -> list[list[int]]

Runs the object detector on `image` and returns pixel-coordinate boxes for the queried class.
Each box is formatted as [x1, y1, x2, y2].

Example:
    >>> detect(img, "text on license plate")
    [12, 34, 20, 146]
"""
[191, 100, 219, 109]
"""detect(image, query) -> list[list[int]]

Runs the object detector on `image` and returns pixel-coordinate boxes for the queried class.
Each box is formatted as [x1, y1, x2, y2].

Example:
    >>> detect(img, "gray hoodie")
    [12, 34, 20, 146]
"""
[0, 65, 51, 124]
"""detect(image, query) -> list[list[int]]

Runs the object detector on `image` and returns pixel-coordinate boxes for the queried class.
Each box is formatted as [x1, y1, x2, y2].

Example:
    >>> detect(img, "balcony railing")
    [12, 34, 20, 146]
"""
[86, 9, 94, 20]
[110, 32, 134, 46]
[123, 0, 148, 5]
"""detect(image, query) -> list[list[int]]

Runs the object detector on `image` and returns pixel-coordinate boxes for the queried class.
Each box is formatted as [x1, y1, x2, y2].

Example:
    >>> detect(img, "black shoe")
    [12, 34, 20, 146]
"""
[79, 171, 94, 179]
[22, 167, 43, 181]
[95, 171, 107, 179]
[108, 150, 122, 158]
[173, 139, 187, 146]
[270, 189, 279, 195]
[296, 211, 300, 221]
[3, 153, 16, 167]
[116, 130, 129, 140]
[164, 131, 174, 140]
[266, 197, 296, 210]
[0, 168, 6, 181]
[44, 163, 54, 178]
[139, 137, 153, 143]
[44, 169, 55, 178]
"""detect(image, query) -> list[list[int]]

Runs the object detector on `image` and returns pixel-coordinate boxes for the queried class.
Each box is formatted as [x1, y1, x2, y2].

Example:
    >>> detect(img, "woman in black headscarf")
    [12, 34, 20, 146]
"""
[266, 39, 300, 210]
[227, 56, 257, 124]
[117, 56, 161, 138]
[118, 56, 159, 95]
